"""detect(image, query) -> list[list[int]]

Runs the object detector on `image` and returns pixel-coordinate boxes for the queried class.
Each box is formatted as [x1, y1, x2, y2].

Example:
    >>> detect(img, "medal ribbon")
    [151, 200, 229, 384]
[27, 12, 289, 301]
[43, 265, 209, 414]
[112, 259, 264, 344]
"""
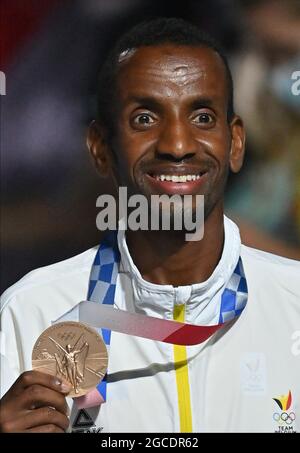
[73, 230, 247, 408]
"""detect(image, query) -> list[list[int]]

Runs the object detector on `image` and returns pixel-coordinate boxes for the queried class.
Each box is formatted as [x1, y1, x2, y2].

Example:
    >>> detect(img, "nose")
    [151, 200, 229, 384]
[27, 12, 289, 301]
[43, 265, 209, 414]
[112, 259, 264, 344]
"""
[156, 117, 197, 161]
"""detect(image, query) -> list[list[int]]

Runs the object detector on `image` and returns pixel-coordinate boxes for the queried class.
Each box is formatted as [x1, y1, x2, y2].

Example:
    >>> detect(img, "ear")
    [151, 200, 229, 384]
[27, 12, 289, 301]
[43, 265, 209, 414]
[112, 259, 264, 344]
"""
[87, 120, 111, 177]
[229, 115, 246, 173]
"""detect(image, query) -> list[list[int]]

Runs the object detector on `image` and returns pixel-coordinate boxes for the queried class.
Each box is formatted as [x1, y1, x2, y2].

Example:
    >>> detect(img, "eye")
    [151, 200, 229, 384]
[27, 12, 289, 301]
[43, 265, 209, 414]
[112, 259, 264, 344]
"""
[192, 112, 215, 126]
[132, 113, 155, 127]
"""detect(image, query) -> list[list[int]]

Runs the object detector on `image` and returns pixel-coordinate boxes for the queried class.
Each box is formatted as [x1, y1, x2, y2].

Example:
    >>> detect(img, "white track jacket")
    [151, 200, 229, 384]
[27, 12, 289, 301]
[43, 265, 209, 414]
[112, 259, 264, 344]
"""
[1, 217, 299, 433]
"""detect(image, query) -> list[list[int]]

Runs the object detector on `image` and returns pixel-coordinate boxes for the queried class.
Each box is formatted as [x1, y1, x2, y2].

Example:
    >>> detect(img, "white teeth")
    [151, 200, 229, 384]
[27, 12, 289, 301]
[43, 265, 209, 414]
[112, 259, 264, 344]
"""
[155, 174, 203, 182]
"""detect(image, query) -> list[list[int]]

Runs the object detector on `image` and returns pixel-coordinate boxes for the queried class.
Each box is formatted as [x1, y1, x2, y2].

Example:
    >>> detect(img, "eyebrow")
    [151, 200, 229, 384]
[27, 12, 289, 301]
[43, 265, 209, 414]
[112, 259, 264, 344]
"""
[126, 95, 217, 111]
[127, 96, 163, 111]
[189, 97, 215, 110]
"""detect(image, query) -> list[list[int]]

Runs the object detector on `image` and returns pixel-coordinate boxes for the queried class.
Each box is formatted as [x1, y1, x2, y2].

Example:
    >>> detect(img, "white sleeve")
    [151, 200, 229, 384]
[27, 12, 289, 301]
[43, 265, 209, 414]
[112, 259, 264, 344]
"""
[0, 295, 23, 398]
[0, 351, 19, 398]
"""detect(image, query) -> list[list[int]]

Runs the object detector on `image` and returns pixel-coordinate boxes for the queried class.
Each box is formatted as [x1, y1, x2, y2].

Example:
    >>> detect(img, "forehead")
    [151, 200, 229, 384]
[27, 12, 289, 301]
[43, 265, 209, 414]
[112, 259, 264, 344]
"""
[116, 44, 228, 102]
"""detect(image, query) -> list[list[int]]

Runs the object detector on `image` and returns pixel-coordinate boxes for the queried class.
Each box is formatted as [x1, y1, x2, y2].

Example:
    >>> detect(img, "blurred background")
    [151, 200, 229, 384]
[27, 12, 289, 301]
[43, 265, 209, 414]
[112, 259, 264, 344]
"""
[1, 0, 300, 293]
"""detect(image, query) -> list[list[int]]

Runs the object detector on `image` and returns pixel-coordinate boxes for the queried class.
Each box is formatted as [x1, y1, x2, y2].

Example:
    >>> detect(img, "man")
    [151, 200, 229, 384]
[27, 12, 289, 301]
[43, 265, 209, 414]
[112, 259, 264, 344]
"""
[0, 18, 299, 433]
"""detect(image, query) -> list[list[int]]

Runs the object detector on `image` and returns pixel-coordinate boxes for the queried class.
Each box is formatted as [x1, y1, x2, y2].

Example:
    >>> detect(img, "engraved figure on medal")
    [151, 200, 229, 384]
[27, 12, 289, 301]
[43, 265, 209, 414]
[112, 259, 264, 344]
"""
[49, 334, 89, 394]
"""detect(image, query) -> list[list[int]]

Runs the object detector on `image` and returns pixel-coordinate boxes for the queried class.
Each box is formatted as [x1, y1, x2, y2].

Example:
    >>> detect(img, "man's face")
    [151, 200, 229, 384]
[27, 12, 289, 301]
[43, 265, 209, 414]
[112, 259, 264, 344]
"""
[93, 44, 244, 220]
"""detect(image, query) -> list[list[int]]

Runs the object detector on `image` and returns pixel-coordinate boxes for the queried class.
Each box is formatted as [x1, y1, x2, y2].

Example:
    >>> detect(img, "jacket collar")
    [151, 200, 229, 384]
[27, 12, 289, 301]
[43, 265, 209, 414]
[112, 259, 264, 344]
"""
[117, 216, 242, 324]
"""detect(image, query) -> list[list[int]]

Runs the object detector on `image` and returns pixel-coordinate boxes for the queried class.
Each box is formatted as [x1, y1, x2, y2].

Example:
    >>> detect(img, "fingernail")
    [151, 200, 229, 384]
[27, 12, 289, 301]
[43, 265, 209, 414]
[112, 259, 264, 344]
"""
[54, 378, 71, 393]
[60, 382, 72, 393]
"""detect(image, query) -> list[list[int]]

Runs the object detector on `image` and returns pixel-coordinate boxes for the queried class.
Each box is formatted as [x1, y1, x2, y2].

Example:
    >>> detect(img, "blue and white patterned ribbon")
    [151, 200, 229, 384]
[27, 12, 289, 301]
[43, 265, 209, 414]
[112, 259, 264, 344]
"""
[87, 230, 248, 401]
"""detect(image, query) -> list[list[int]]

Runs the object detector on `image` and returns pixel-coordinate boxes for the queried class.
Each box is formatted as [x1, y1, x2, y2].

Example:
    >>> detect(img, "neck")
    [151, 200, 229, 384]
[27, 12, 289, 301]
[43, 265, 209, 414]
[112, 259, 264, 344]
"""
[126, 206, 225, 286]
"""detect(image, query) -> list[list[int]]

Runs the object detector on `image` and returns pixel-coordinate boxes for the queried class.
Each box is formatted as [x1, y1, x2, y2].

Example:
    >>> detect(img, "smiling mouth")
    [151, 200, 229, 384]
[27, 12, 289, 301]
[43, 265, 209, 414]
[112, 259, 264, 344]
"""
[145, 170, 208, 194]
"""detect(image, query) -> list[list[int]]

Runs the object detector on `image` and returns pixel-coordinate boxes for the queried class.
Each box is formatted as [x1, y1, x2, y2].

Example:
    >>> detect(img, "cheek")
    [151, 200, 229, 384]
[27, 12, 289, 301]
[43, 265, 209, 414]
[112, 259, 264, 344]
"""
[196, 129, 231, 161]
[117, 128, 156, 170]
[112, 127, 135, 166]
[120, 139, 143, 174]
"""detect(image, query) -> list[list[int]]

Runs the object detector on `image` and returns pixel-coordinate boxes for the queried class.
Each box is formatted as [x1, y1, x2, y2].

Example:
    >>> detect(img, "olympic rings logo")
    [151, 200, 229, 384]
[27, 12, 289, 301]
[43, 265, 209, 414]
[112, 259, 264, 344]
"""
[273, 412, 296, 425]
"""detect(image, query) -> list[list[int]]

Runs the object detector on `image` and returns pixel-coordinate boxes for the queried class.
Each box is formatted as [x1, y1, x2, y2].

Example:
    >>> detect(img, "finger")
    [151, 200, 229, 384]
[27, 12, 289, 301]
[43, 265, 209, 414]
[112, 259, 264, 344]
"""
[11, 371, 71, 396]
[2, 407, 69, 433]
[1, 382, 69, 427]
[21, 385, 69, 415]
[23, 385, 69, 414]
[24, 407, 69, 431]
[25, 424, 65, 433]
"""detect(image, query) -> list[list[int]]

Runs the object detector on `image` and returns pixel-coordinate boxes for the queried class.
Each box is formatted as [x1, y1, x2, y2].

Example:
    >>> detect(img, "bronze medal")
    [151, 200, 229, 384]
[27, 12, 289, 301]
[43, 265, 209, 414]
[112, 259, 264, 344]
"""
[32, 321, 108, 398]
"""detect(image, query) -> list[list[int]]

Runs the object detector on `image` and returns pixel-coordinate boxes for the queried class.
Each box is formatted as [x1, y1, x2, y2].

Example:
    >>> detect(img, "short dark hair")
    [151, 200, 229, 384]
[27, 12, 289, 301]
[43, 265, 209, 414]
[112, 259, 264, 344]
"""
[97, 17, 235, 138]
